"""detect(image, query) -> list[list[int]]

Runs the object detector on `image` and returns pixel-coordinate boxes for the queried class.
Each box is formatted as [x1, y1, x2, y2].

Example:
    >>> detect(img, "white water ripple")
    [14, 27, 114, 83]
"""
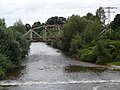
[0, 80, 120, 86]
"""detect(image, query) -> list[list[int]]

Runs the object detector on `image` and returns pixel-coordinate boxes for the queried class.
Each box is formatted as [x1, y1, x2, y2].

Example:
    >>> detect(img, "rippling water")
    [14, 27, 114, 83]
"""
[0, 42, 120, 90]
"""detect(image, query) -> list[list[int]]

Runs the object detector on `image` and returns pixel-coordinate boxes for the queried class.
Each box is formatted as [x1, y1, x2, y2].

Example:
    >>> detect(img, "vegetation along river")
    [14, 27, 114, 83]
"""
[0, 42, 120, 90]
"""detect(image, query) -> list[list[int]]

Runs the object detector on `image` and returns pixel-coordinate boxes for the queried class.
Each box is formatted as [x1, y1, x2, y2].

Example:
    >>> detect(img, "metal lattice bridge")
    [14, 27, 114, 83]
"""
[23, 25, 62, 42]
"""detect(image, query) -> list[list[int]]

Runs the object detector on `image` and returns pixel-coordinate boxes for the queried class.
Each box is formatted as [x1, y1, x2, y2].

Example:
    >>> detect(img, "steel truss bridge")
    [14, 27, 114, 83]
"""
[23, 25, 62, 42]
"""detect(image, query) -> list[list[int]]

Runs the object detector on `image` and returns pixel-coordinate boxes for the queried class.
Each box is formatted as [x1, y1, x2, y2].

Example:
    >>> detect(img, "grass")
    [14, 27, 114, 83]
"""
[109, 61, 120, 66]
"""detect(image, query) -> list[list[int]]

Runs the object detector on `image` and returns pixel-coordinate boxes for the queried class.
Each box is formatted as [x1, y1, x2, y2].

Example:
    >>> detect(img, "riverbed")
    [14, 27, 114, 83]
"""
[0, 42, 120, 90]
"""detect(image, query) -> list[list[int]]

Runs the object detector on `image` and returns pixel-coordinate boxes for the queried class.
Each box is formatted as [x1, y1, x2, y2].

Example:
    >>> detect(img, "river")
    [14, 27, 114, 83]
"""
[0, 42, 120, 90]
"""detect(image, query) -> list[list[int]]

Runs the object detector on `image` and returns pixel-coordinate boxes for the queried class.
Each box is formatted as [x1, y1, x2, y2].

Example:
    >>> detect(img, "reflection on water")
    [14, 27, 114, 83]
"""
[64, 65, 107, 73]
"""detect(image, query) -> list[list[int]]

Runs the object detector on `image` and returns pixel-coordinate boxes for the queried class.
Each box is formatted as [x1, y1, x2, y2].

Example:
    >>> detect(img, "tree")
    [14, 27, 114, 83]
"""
[25, 23, 31, 31]
[96, 7, 106, 24]
[32, 21, 41, 28]
[62, 15, 88, 51]
[10, 19, 27, 34]
[83, 19, 102, 43]
[86, 13, 94, 20]
[46, 16, 66, 25]
[111, 14, 120, 30]
[0, 18, 6, 27]
[32, 21, 42, 34]
[0, 18, 30, 77]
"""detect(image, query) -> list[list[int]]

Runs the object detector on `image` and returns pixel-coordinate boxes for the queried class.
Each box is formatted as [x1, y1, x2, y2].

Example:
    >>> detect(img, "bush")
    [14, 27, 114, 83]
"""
[106, 28, 120, 40]
[70, 34, 84, 54]
[100, 40, 120, 61]
[56, 40, 64, 49]
[0, 53, 14, 76]
[77, 46, 97, 63]
[46, 39, 52, 45]
[95, 41, 113, 64]
[7, 29, 30, 57]
[51, 40, 58, 48]
[0, 18, 30, 77]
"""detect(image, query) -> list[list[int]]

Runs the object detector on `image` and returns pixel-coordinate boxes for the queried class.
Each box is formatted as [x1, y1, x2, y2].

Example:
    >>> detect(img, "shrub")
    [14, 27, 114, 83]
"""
[95, 41, 113, 64]
[100, 40, 120, 61]
[0, 18, 30, 77]
[0, 53, 14, 76]
[46, 39, 52, 45]
[77, 46, 97, 63]
[70, 34, 84, 54]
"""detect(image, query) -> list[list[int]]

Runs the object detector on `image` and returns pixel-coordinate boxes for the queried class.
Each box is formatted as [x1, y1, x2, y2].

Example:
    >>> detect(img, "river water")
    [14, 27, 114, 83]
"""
[0, 42, 120, 90]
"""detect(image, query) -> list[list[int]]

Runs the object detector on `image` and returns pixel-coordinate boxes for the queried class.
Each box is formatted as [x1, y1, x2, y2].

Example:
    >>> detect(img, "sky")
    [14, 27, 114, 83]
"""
[0, 0, 120, 26]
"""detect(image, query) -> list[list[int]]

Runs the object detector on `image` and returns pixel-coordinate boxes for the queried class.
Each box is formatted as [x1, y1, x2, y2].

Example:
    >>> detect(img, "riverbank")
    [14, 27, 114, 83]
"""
[46, 41, 120, 71]
[1, 42, 120, 90]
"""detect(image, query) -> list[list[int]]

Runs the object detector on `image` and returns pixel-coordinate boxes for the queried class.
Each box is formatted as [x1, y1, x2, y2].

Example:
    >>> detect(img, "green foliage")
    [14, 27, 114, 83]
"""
[77, 46, 97, 63]
[46, 16, 66, 25]
[106, 28, 120, 40]
[9, 19, 27, 34]
[46, 39, 52, 45]
[62, 15, 88, 51]
[84, 13, 99, 21]
[0, 67, 5, 76]
[111, 14, 120, 30]
[85, 13, 94, 20]
[110, 62, 120, 65]
[25, 23, 31, 31]
[0, 18, 30, 77]
[99, 40, 120, 61]
[56, 40, 64, 49]
[7, 29, 30, 57]
[0, 18, 6, 27]
[0, 39, 22, 65]
[0, 53, 14, 69]
[51, 40, 58, 48]
[70, 34, 84, 54]
[31, 21, 43, 35]
[83, 19, 102, 43]
[0, 53, 14, 76]
[95, 41, 112, 64]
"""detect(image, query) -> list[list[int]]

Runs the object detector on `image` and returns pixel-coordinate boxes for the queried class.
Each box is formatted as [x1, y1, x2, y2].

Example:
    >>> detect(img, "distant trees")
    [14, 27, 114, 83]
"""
[9, 19, 27, 34]
[96, 7, 106, 24]
[106, 14, 120, 40]
[0, 18, 6, 27]
[46, 16, 66, 25]
[111, 14, 120, 30]
[25, 23, 31, 31]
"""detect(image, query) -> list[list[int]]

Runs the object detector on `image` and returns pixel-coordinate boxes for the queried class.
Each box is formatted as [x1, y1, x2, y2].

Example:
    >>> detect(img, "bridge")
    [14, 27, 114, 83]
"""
[23, 25, 62, 42]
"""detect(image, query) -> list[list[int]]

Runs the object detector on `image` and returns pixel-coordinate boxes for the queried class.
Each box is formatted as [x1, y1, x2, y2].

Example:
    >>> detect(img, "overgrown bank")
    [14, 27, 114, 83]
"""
[0, 19, 30, 77]
[47, 14, 120, 65]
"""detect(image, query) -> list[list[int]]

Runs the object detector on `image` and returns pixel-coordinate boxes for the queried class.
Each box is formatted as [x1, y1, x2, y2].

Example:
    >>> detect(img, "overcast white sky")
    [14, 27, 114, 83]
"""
[0, 0, 120, 26]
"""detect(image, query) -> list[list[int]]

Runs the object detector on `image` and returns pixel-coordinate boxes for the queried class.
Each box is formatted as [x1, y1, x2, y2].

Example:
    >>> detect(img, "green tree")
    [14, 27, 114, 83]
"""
[10, 19, 27, 34]
[96, 7, 106, 24]
[85, 13, 94, 20]
[32, 21, 42, 34]
[0, 18, 30, 77]
[83, 19, 102, 43]
[62, 15, 88, 51]
[111, 14, 120, 30]
[46, 16, 66, 25]
[25, 23, 31, 31]
[70, 34, 84, 54]
[0, 18, 6, 27]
